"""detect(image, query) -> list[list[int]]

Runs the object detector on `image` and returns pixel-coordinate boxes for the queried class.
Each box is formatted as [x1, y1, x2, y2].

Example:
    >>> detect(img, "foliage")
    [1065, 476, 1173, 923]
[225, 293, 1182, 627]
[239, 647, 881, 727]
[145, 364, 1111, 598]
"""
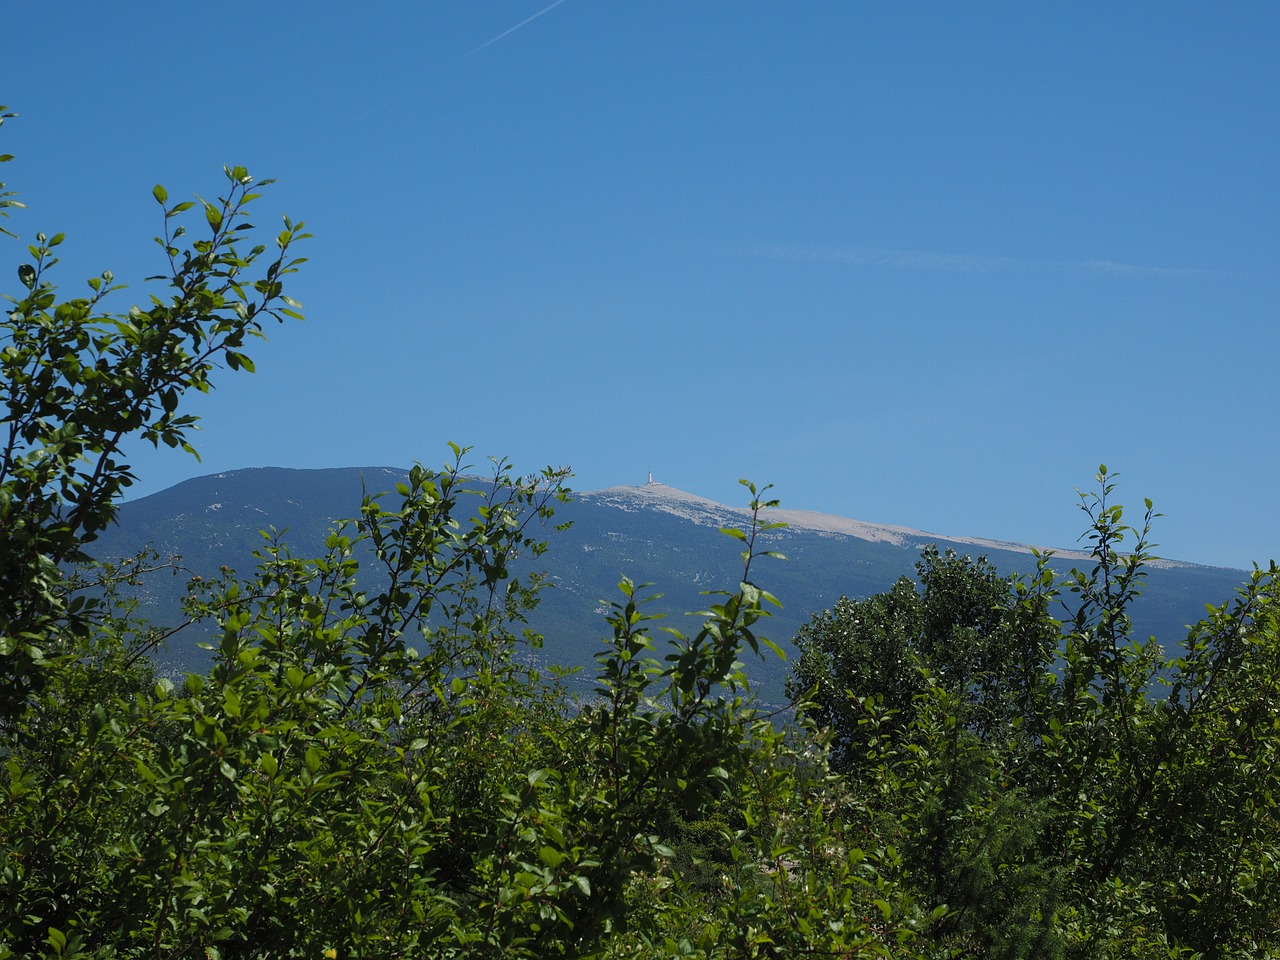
[787, 543, 1058, 771]
[0, 115, 887, 957]
[793, 466, 1280, 958]
[0, 117, 309, 723]
[4, 110, 1279, 959]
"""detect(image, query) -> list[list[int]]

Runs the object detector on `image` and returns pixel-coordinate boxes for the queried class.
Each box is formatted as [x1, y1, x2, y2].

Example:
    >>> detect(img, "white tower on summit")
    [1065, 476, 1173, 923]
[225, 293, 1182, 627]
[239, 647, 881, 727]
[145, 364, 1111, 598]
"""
[647, 470, 654, 485]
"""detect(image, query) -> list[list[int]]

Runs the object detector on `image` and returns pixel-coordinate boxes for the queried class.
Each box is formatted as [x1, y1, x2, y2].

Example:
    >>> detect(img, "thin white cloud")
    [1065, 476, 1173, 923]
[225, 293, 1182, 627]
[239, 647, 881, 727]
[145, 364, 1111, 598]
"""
[755, 244, 1017, 273]
[460, 0, 569, 61]
[752, 243, 1228, 279]
[1082, 259, 1220, 279]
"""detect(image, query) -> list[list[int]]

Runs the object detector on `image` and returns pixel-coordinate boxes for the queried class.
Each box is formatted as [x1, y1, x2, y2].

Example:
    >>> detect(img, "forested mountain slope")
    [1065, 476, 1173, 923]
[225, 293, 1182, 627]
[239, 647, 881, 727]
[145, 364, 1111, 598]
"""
[97, 467, 1250, 705]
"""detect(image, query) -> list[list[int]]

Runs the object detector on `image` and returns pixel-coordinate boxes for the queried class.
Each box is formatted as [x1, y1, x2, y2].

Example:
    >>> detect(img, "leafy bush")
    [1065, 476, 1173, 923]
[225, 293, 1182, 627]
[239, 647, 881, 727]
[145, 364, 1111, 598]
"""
[4, 107, 1278, 959]
[792, 468, 1280, 957]
[0, 114, 902, 957]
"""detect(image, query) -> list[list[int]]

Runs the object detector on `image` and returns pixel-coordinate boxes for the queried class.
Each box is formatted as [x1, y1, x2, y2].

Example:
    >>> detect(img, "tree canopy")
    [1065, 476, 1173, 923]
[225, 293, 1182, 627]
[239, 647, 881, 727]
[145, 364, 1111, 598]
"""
[3, 109, 1279, 959]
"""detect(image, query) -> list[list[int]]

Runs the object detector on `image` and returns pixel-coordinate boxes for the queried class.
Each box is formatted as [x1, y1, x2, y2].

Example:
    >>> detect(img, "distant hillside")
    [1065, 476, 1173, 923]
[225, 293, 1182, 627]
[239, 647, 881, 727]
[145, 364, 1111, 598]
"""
[92, 468, 1251, 707]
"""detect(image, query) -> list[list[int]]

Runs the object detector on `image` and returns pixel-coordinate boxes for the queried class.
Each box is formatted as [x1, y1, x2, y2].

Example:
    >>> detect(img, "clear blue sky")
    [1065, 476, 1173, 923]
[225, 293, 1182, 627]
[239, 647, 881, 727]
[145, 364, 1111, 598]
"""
[4, 3, 1278, 569]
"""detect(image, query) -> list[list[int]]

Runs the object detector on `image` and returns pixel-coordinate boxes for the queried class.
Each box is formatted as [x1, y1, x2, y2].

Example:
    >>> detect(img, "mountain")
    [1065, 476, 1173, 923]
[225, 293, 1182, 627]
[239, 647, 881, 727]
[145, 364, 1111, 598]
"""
[91, 467, 1251, 707]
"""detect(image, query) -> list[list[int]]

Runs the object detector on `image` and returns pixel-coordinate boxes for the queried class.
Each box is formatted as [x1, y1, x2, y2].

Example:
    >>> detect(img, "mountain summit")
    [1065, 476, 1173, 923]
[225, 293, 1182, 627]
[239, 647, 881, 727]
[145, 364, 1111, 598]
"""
[101, 467, 1247, 705]
[586, 480, 1103, 562]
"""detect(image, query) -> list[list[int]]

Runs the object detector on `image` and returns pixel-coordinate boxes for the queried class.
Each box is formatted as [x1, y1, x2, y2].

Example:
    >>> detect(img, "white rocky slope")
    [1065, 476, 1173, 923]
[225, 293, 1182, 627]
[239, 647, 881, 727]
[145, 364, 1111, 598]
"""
[584, 480, 1183, 567]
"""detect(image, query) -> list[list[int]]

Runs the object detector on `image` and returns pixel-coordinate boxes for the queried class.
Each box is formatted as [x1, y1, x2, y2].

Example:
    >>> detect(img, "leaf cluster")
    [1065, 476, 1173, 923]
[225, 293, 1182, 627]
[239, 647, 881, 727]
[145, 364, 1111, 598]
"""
[791, 466, 1280, 957]
[1, 130, 308, 722]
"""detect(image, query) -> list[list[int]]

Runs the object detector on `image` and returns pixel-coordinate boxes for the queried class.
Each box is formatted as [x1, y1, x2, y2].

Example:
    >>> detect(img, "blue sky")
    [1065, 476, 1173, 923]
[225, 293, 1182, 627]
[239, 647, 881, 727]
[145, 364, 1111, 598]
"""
[4, 3, 1278, 569]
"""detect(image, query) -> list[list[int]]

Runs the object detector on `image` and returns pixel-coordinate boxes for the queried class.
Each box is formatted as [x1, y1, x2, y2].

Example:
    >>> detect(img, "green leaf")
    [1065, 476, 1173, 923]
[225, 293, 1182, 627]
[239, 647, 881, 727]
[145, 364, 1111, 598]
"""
[152, 183, 168, 204]
[761, 635, 786, 658]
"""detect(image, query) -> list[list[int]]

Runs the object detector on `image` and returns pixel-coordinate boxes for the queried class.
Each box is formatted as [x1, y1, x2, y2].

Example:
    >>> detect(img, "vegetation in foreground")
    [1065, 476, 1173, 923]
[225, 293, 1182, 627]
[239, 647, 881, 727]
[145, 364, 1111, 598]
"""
[2, 108, 1278, 958]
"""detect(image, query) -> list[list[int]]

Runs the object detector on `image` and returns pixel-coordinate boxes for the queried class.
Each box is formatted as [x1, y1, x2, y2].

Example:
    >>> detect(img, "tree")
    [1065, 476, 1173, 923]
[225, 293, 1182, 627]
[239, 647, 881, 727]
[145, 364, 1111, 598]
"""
[3, 113, 883, 958]
[9, 104, 1277, 958]
[0, 108, 309, 723]
[787, 544, 1058, 772]
[789, 545, 1066, 957]
[790, 467, 1280, 958]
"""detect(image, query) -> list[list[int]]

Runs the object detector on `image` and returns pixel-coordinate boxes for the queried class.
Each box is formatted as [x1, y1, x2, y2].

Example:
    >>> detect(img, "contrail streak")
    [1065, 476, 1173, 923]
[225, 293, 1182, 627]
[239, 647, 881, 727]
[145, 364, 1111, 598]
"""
[461, 0, 569, 60]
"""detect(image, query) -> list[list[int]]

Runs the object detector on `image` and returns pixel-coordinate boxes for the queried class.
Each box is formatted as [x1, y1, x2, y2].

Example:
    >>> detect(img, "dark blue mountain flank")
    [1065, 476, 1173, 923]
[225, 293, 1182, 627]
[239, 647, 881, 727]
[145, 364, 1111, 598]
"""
[94, 468, 1251, 707]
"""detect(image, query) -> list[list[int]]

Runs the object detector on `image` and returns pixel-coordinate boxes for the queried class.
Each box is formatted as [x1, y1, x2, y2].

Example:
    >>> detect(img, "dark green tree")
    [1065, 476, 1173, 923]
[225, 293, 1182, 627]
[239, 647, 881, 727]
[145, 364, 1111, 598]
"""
[787, 544, 1058, 772]
[790, 468, 1280, 958]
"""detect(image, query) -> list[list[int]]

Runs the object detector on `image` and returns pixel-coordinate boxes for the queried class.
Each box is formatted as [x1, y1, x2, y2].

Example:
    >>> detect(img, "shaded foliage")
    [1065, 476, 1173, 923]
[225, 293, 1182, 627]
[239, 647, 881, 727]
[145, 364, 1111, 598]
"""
[792, 468, 1280, 958]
